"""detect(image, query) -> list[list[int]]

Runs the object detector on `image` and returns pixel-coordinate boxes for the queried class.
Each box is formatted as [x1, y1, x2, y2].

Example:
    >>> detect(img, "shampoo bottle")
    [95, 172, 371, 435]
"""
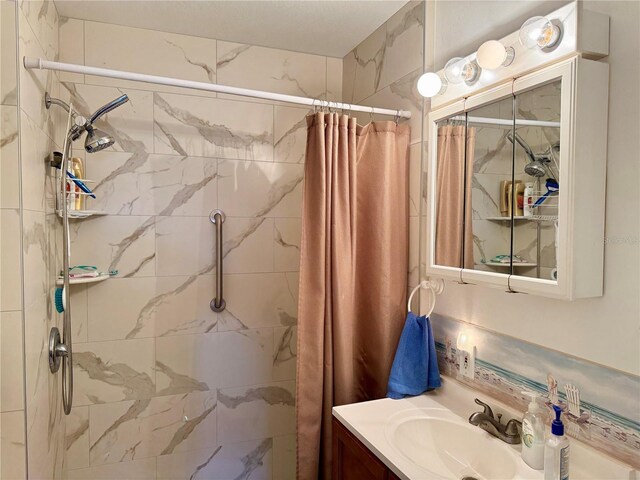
[544, 405, 570, 480]
[524, 183, 534, 217]
[521, 391, 545, 470]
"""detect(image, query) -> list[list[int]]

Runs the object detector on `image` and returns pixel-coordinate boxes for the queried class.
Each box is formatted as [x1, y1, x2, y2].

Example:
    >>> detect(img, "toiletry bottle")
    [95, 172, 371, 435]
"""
[72, 157, 85, 211]
[515, 181, 525, 216]
[500, 180, 509, 217]
[521, 391, 545, 470]
[544, 405, 570, 480]
[524, 183, 534, 217]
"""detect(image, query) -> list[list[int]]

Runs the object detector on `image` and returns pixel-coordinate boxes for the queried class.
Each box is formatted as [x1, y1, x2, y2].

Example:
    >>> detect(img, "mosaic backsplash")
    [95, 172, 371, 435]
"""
[431, 314, 640, 468]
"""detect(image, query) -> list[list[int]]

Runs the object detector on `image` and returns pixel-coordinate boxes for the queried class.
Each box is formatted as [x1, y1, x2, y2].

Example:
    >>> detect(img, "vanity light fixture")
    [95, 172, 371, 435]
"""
[476, 40, 515, 70]
[417, 72, 446, 98]
[519, 16, 562, 50]
[444, 57, 480, 85]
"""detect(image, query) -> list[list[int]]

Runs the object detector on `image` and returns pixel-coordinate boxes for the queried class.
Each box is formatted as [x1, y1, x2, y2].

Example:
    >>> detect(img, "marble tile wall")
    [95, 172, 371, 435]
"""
[17, 0, 67, 479]
[58, 18, 341, 480]
[342, 1, 425, 299]
[2, 0, 66, 479]
[1, 1, 26, 477]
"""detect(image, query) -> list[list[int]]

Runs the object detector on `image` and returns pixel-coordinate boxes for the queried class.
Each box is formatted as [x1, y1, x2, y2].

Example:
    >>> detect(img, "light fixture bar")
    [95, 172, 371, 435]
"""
[23, 57, 412, 119]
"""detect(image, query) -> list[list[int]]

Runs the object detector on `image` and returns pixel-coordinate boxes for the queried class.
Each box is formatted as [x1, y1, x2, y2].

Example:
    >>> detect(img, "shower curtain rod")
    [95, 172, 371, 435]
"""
[23, 57, 412, 119]
[450, 115, 560, 128]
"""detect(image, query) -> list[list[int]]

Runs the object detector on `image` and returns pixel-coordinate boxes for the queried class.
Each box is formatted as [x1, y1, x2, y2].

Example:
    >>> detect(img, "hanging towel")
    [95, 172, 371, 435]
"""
[386, 312, 441, 399]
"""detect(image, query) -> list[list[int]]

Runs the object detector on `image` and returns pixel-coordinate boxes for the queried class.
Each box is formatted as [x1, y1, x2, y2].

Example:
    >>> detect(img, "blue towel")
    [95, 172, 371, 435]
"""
[386, 312, 441, 399]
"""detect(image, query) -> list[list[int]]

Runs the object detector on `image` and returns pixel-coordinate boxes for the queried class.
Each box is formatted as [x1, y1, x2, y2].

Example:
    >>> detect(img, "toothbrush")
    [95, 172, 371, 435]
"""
[66, 171, 96, 199]
[533, 178, 558, 207]
[53, 163, 97, 198]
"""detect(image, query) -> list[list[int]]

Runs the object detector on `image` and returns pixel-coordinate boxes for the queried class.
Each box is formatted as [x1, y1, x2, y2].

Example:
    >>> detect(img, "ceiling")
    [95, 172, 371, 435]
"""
[54, 0, 410, 58]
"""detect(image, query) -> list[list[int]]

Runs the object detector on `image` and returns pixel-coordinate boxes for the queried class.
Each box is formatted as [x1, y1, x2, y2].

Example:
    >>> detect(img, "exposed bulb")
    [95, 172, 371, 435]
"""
[444, 57, 480, 85]
[476, 40, 515, 70]
[519, 16, 561, 49]
[417, 72, 445, 98]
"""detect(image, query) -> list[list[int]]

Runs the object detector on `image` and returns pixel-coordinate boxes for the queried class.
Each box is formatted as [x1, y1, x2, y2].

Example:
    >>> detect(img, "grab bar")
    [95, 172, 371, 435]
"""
[209, 209, 226, 312]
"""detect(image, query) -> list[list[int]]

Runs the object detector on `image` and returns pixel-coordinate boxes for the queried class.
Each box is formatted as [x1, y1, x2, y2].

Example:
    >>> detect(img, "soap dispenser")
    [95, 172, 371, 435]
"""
[544, 405, 570, 480]
[521, 391, 545, 470]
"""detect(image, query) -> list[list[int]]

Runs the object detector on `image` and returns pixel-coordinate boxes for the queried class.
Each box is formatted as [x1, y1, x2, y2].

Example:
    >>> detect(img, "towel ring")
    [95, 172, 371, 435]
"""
[407, 279, 445, 317]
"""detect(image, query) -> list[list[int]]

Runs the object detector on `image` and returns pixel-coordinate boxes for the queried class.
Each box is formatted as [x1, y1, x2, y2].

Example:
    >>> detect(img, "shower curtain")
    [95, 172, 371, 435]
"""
[435, 125, 475, 268]
[296, 112, 410, 480]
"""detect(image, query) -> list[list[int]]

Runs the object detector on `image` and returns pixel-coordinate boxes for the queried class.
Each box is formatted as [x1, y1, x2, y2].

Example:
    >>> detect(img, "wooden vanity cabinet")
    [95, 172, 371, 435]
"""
[332, 417, 401, 480]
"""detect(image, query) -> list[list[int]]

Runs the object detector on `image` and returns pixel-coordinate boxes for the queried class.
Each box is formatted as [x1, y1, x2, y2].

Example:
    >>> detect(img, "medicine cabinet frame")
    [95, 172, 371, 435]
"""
[425, 56, 609, 300]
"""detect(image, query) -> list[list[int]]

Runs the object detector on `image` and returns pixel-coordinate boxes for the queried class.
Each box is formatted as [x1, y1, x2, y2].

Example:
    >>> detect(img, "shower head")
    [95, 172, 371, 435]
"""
[524, 160, 547, 177]
[82, 94, 129, 153]
[84, 128, 116, 153]
[507, 131, 550, 178]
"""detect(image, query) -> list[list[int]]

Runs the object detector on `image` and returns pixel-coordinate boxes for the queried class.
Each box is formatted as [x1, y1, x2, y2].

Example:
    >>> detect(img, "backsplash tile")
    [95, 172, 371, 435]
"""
[432, 314, 640, 468]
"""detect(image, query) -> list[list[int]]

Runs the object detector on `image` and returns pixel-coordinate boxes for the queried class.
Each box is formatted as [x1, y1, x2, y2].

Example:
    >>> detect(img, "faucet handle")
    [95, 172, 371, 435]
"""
[474, 398, 495, 419]
[505, 419, 522, 436]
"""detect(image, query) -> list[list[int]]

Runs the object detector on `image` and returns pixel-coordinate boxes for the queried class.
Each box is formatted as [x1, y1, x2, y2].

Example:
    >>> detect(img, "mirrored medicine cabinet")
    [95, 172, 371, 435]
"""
[426, 57, 609, 300]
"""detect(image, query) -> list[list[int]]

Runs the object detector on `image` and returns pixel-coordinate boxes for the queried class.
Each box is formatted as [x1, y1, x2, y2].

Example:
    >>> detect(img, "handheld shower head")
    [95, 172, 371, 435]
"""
[88, 94, 129, 125]
[83, 94, 129, 153]
[84, 128, 116, 153]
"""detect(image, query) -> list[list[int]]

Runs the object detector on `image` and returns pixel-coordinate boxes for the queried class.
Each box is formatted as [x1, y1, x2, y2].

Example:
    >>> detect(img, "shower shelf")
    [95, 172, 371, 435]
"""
[56, 273, 111, 286]
[485, 215, 558, 222]
[56, 209, 107, 219]
[480, 262, 537, 268]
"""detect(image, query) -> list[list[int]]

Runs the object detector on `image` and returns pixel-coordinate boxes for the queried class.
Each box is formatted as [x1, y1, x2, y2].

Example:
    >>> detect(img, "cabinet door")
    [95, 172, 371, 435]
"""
[510, 79, 562, 282]
[459, 84, 515, 289]
[332, 419, 389, 480]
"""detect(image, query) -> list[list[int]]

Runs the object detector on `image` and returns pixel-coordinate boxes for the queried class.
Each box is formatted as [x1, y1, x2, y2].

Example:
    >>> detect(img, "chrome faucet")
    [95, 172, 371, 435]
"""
[469, 398, 522, 444]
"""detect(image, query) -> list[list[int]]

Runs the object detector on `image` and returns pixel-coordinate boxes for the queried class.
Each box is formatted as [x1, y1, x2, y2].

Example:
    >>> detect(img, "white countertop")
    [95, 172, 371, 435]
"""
[332, 377, 637, 480]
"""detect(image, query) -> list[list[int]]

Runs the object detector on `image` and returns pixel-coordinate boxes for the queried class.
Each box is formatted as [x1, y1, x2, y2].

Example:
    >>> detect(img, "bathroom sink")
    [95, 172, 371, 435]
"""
[386, 408, 519, 480]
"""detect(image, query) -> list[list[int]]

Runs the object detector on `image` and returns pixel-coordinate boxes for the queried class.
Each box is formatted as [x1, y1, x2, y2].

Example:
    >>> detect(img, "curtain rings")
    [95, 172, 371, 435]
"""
[369, 106, 375, 122]
[393, 109, 401, 125]
[310, 98, 320, 114]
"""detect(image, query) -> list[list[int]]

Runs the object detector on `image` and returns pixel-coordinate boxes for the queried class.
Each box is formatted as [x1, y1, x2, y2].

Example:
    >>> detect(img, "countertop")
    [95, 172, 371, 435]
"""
[332, 378, 637, 480]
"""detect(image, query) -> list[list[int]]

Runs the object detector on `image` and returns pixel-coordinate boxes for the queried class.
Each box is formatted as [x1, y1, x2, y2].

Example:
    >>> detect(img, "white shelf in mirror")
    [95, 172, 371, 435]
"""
[485, 215, 558, 222]
[480, 262, 537, 268]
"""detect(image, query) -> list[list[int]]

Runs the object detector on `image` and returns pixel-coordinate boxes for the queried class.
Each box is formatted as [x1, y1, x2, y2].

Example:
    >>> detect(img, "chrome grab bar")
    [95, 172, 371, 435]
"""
[209, 210, 226, 312]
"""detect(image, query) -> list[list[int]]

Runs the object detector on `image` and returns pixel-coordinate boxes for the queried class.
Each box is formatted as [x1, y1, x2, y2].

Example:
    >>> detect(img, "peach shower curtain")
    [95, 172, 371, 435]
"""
[296, 112, 410, 480]
[435, 125, 475, 268]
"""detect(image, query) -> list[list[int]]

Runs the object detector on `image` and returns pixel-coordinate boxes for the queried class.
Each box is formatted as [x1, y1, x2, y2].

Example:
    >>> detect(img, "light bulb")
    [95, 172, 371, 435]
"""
[476, 40, 515, 70]
[444, 57, 480, 85]
[519, 16, 561, 49]
[417, 72, 445, 98]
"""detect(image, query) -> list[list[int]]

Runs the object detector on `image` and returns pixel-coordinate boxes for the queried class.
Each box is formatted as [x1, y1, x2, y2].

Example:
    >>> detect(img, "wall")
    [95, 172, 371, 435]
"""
[419, 0, 640, 465]
[2, 0, 67, 478]
[342, 0, 426, 299]
[1, 1, 27, 478]
[57, 18, 342, 480]
[425, 0, 640, 377]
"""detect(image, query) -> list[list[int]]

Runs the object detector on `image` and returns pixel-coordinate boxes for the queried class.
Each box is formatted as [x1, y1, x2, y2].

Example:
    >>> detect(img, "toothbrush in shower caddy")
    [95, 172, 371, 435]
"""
[531, 179, 559, 208]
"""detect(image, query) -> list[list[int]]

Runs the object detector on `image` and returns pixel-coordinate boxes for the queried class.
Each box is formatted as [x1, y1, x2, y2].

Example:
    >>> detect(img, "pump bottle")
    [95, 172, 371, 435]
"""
[521, 391, 545, 469]
[544, 405, 570, 480]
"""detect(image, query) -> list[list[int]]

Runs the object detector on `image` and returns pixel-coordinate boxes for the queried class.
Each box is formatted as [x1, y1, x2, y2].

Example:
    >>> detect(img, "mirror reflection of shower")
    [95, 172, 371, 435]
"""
[507, 131, 559, 180]
[44, 91, 129, 415]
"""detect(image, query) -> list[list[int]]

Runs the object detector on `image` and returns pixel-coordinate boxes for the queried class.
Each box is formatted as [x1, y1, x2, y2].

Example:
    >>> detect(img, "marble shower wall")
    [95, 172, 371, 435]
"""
[342, 0, 425, 301]
[58, 18, 342, 480]
[1, 1, 26, 479]
[2, 0, 67, 478]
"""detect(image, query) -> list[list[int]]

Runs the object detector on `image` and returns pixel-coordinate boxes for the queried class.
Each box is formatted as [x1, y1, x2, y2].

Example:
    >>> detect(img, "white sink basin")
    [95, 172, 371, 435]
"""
[386, 408, 519, 480]
[333, 378, 635, 480]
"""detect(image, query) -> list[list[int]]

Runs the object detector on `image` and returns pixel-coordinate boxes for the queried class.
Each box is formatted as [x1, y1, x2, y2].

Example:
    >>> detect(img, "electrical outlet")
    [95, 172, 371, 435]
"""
[458, 346, 475, 379]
